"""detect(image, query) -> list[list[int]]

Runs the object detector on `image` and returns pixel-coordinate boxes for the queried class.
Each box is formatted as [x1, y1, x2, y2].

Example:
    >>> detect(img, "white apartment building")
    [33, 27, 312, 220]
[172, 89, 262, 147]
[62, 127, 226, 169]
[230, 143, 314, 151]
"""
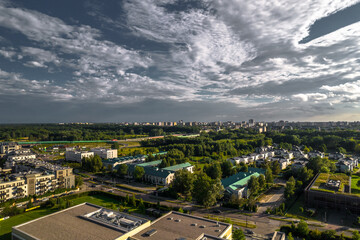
[90, 148, 118, 159]
[0, 177, 27, 202]
[65, 151, 94, 162]
[8, 154, 36, 161]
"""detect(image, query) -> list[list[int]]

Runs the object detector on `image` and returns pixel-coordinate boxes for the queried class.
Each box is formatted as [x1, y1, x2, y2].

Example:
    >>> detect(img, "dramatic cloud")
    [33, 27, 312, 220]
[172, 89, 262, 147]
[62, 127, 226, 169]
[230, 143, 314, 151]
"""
[0, 0, 359, 122]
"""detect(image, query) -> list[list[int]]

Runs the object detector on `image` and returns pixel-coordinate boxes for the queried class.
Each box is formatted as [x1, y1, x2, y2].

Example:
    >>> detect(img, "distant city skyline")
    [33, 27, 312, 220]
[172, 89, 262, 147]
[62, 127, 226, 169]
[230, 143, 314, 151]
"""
[1, 0, 360, 123]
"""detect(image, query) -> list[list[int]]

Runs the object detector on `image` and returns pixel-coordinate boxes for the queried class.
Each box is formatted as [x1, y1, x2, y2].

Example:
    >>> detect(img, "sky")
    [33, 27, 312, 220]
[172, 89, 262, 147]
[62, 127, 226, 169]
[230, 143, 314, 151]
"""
[0, 0, 360, 123]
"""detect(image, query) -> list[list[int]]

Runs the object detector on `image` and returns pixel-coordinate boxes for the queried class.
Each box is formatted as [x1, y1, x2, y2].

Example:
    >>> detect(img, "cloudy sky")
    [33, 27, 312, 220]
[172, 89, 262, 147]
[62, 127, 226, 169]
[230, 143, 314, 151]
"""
[0, 0, 360, 123]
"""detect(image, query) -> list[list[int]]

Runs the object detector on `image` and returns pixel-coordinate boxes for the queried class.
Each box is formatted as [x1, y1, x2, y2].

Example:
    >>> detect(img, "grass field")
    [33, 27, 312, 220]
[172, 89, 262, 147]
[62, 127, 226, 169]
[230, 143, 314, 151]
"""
[351, 174, 360, 195]
[0, 208, 58, 239]
[0, 194, 126, 240]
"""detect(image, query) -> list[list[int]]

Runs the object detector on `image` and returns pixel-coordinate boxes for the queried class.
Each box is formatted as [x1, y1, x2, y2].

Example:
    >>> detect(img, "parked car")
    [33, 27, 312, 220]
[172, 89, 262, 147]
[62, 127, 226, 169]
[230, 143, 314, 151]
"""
[245, 229, 254, 235]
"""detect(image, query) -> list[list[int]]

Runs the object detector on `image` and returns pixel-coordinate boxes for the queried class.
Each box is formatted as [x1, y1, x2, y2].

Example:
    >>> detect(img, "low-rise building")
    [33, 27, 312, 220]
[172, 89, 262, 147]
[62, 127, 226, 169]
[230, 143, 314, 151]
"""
[336, 158, 358, 172]
[7, 154, 36, 161]
[65, 150, 94, 162]
[12, 203, 151, 240]
[291, 160, 307, 171]
[221, 168, 266, 199]
[91, 148, 118, 159]
[127, 160, 193, 186]
[308, 150, 325, 159]
[0, 142, 21, 154]
[103, 155, 146, 170]
[329, 152, 345, 160]
[162, 162, 194, 173]
[12, 203, 232, 240]
[131, 211, 232, 240]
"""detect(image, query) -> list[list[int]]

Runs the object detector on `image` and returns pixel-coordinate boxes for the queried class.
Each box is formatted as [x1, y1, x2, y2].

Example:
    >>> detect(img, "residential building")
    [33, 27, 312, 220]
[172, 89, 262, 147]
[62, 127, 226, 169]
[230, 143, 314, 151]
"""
[292, 149, 308, 159]
[25, 172, 57, 196]
[65, 150, 94, 162]
[8, 154, 36, 161]
[0, 159, 75, 202]
[91, 148, 118, 159]
[329, 152, 345, 160]
[291, 160, 307, 171]
[272, 231, 286, 240]
[336, 158, 358, 172]
[0, 177, 27, 202]
[0, 142, 21, 154]
[308, 151, 325, 159]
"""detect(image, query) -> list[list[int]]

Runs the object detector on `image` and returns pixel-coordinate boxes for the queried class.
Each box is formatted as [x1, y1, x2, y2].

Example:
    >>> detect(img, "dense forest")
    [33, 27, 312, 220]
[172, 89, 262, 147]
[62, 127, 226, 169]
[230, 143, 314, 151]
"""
[0, 124, 200, 141]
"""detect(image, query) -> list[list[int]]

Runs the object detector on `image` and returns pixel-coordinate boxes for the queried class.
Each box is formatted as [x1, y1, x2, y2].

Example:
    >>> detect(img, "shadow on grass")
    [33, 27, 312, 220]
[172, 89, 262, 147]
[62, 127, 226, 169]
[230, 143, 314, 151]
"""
[1, 232, 12, 240]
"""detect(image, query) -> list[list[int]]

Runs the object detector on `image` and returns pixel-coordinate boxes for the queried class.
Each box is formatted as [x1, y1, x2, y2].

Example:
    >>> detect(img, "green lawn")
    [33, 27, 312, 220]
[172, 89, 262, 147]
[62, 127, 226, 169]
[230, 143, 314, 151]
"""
[0, 194, 126, 240]
[0, 208, 58, 239]
[286, 194, 321, 221]
[351, 174, 360, 195]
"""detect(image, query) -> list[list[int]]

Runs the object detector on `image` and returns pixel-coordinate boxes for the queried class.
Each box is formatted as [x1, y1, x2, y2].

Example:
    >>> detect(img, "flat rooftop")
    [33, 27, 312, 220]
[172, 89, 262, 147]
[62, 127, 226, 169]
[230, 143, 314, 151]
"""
[13, 203, 148, 240]
[131, 211, 231, 240]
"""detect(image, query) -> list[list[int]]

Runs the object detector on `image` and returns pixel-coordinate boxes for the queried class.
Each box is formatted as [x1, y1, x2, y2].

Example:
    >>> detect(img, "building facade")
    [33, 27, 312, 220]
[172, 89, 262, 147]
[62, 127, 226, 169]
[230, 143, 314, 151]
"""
[65, 151, 94, 162]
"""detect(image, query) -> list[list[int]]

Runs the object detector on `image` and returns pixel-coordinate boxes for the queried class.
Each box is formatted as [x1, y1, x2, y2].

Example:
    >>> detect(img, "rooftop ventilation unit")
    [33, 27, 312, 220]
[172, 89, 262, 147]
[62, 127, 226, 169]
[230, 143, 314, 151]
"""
[191, 223, 197, 226]
[199, 225, 206, 228]
[144, 229, 157, 237]
[167, 217, 173, 220]
[175, 219, 181, 222]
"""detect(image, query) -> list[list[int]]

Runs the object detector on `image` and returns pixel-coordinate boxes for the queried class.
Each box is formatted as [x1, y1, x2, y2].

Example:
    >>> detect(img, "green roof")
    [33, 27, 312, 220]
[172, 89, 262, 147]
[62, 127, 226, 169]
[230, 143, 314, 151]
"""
[162, 162, 192, 171]
[144, 167, 173, 178]
[221, 168, 265, 190]
[137, 160, 162, 167]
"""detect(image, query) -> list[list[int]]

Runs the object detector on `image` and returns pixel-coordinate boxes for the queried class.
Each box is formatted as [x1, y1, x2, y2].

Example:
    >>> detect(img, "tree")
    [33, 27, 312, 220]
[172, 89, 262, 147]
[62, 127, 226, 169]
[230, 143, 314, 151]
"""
[112, 142, 120, 150]
[171, 169, 195, 196]
[131, 194, 137, 207]
[117, 164, 128, 178]
[205, 163, 222, 180]
[298, 167, 313, 183]
[248, 175, 260, 196]
[239, 165, 248, 173]
[303, 146, 310, 153]
[75, 175, 83, 188]
[192, 172, 224, 207]
[296, 220, 309, 237]
[353, 231, 360, 240]
[138, 198, 145, 212]
[233, 228, 246, 240]
[271, 161, 281, 175]
[258, 174, 266, 189]
[265, 167, 273, 183]
[285, 176, 296, 199]
[134, 166, 145, 181]
[338, 147, 347, 154]
[27, 200, 33, 209]
[321, 230, 336, 239]
[221, 161, 233, 178]
[287, 232, 294, 240]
